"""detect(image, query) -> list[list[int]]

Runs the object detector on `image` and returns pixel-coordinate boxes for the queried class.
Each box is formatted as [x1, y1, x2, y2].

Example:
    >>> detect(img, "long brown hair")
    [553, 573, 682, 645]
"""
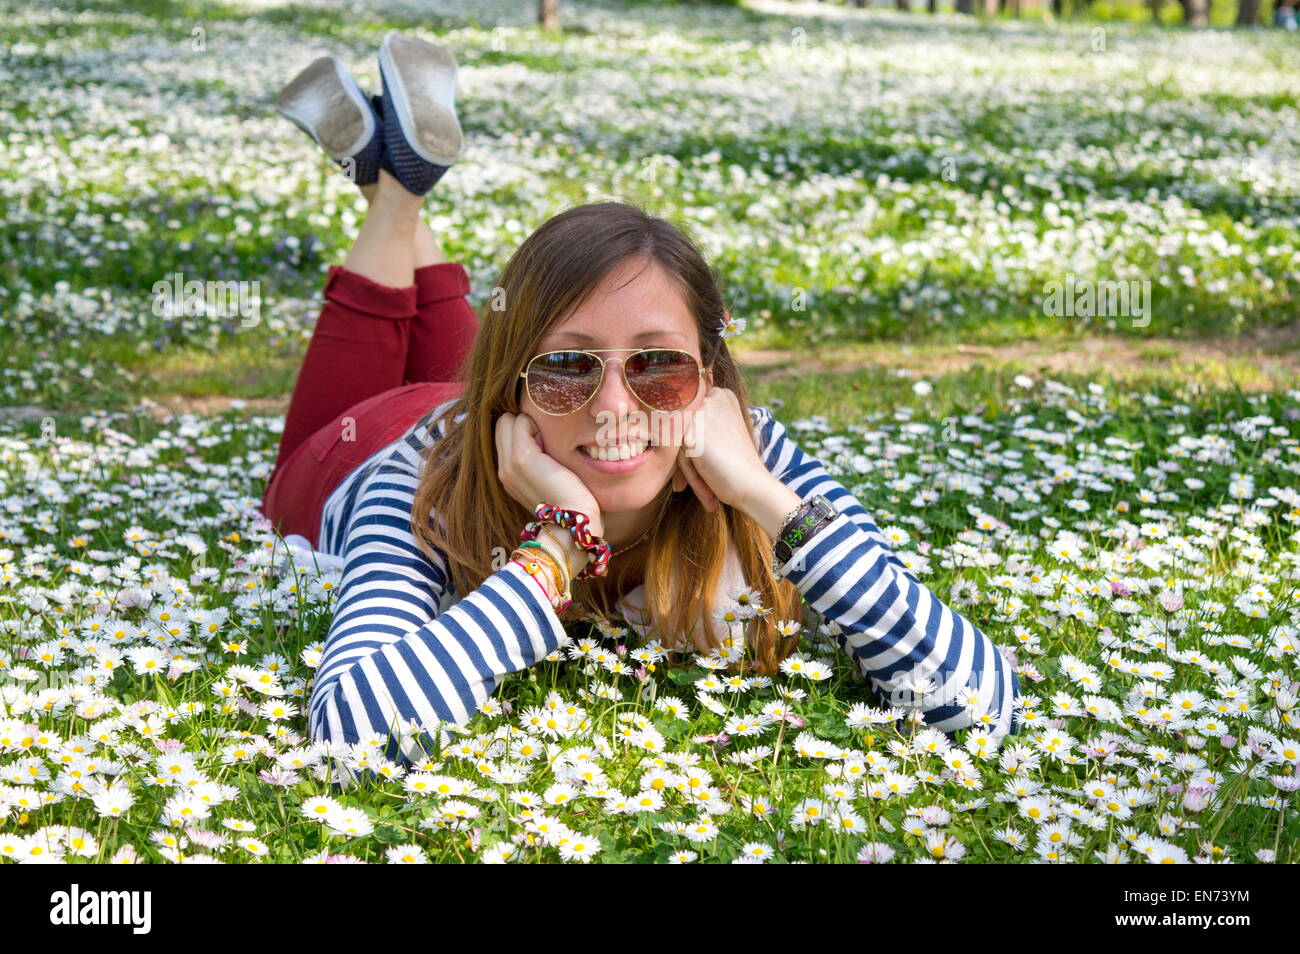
[410, 201, 803, 674]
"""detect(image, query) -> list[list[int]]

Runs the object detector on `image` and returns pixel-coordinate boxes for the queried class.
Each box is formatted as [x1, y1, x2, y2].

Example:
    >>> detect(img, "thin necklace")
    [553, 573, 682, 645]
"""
[612, 525, 652, 557]
[609, 488, 671, 558]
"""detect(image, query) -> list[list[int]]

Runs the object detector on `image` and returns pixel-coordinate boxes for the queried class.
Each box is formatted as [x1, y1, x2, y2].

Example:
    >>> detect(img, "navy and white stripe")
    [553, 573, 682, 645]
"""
[308, 402, 1020, 762]
[750, 406, 1020, 741]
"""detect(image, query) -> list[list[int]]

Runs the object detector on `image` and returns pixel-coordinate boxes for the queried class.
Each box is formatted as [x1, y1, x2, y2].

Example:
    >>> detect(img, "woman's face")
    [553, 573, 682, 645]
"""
[520, 258, 710, 516]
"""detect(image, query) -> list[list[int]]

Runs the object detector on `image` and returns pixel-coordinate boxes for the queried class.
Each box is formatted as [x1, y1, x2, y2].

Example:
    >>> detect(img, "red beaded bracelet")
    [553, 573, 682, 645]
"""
[520, 503, 611, 580]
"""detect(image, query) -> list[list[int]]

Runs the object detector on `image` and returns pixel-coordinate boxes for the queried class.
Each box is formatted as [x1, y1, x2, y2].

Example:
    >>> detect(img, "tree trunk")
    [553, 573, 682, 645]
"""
[956, 0, 975, 11]
[1178, 0, 1209, 24]
[984, 0, 1000, 15]
[538, 0, 560, 32]
[896, 0, 911, 10]
[1051, 0, 1063, 15]
[1235, 0, 1260, 24]
[928, 0, 938, 11]
[1146, 0, 1162, 20]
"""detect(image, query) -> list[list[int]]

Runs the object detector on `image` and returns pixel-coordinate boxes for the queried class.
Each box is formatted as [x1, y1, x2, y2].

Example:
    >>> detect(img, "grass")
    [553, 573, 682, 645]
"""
[3, 356, 1298, 863]
[0, 0, 1297, 865]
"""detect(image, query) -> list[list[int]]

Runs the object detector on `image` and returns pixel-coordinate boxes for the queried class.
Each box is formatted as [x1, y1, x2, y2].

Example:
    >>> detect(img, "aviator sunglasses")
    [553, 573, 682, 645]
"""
[519, 348, 707, 416]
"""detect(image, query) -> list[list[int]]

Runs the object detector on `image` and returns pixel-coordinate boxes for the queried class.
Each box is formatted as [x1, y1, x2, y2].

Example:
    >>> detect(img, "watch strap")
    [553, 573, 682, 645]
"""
[772, 494, 838, 572]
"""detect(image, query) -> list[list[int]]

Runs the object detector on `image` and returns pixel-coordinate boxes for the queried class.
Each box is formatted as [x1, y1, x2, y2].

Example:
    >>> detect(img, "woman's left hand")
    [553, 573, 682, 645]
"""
[671, 385, 774, 514]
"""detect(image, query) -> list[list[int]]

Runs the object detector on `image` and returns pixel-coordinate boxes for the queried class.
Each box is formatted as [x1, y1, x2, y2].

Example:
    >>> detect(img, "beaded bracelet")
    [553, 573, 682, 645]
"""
[521, 543, 567, 594]
[510, 555, 552, 603]
[510, 548, 572, 612]
[527, 543, 570, 601]
[520, 503, 611, 580]
[535, 524, 580, 580]
[519, 538, 566, 573]
[517, 539, 548, 558]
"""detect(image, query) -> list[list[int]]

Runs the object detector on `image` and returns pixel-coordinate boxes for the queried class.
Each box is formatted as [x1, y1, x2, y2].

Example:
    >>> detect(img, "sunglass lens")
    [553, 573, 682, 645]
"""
[626, 350, 700, 411]
[527, 351, 601, 414]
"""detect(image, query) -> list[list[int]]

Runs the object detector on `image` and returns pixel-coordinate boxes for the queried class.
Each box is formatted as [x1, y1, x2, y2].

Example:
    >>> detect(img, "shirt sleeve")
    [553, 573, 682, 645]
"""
[749, 405, 1021, 742]
[307, 454, 570, 764]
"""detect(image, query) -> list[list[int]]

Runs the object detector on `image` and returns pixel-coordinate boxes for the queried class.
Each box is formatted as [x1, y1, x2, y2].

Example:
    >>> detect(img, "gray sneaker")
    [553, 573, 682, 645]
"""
[277, 55, 383, 186]
[377, 33, 463, 195]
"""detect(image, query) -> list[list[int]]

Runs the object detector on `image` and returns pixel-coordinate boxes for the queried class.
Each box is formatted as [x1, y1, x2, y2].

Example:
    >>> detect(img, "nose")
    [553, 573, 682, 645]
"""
[591, 356, 635, 404]
[588, 356, 644, 422]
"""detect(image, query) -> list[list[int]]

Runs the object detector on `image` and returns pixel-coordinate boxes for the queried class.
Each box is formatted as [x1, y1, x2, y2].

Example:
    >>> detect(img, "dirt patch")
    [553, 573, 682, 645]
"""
[140, 328, 1299, 416]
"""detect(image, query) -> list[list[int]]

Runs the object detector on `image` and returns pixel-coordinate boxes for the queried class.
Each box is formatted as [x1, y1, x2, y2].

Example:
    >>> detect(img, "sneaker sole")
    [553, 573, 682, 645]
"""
[276, 56, 375, 160]
[379, 34, 463, 167]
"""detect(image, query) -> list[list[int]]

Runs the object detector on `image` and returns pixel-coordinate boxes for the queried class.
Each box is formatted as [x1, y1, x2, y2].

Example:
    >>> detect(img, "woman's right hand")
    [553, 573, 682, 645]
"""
[495, 411, 604, 538]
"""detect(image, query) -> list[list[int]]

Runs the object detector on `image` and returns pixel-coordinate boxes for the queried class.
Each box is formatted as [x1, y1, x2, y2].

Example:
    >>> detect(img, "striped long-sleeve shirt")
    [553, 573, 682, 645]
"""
[308, 401, 1021, 763]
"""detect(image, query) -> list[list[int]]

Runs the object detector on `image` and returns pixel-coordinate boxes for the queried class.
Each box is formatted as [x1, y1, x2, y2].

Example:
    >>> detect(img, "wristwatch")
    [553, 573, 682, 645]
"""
[771, 493, 838, 575]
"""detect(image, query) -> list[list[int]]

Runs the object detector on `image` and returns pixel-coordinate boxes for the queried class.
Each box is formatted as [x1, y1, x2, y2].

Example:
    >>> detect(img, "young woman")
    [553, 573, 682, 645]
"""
[263, 34, 1021, 769]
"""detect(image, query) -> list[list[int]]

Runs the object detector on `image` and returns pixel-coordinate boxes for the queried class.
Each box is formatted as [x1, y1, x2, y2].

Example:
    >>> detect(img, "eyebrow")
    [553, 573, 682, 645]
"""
[545, 330, 689, 344]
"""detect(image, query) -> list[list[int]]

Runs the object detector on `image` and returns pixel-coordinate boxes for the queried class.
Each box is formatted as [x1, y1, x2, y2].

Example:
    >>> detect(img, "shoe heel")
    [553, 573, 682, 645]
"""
[379, 34, 463, 168]
[277, 56, 383, 186]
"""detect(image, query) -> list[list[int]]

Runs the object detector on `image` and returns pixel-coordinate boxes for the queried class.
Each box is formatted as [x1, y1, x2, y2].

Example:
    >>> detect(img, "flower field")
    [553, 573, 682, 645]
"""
[3, 370, 1298, 863]
[0, 0, 1297, 863]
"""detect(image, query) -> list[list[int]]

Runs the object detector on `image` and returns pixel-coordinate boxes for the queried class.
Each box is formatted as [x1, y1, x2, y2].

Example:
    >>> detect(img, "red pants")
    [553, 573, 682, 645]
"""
[260, 263, 475, 548]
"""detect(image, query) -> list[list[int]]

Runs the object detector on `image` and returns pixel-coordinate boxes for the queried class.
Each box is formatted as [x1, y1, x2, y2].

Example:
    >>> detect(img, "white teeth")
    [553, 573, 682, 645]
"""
[581, 442, 648, 461]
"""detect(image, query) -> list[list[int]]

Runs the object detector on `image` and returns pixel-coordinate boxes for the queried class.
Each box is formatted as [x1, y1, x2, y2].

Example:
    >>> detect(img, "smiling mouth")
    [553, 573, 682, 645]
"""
[579, 441, 654, 461]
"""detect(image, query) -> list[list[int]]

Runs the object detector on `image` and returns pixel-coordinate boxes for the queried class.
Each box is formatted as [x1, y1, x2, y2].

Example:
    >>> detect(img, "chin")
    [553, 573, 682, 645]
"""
[591, 482, 668, 515]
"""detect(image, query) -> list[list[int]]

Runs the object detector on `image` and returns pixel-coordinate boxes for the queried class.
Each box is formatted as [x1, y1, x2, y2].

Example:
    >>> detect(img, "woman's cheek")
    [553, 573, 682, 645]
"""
[657, 446, 676, 479]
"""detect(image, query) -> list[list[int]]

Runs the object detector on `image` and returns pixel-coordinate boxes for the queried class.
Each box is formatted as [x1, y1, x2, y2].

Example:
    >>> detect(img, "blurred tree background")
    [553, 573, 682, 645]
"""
[539, 0, 1298, 27]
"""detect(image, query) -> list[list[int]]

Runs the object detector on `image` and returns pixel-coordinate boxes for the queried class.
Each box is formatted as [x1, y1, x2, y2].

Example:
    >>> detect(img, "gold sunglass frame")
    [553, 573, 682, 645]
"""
[518, 348, 708, 417]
